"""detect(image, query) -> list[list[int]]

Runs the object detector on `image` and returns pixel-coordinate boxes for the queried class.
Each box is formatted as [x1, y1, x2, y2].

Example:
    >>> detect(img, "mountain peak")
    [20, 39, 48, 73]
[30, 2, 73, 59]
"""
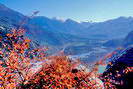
[52, 17, 66, 22]
[116, 16, 133, 20]
[65, 19, 80, 24]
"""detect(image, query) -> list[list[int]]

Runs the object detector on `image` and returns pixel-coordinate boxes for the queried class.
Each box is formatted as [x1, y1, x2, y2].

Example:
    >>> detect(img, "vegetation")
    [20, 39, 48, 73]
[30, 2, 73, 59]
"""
[0, 29, 132, 89]
[0, 29, 103, 89]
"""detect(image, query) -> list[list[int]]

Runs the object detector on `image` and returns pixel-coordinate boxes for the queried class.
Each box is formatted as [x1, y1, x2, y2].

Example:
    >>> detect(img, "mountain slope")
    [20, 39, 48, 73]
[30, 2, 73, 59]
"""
[1, 3, 133, 57]
[123, 30, 133, 47]
[29, 16, 133, 40]
[0, 3, 89, 47]
[82, 17, 133, 39]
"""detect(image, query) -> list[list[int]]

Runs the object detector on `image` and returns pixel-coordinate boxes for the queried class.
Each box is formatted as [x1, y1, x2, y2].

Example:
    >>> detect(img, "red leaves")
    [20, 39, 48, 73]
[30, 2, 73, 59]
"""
[123, 67, 133, 74]
[6, 33, 12, 37]
[0, 29, 47, 88]
[24, 38, 31, 43]
[1, 29, 128, 89]
[0, 29, 105, 88]
[23, 56, 104, 89]
[0, 61, 3, 65]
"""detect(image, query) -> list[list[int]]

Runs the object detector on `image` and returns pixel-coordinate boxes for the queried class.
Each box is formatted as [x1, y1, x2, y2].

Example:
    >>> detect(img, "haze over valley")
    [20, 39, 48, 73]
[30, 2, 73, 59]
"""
[0, 3, 133, 63]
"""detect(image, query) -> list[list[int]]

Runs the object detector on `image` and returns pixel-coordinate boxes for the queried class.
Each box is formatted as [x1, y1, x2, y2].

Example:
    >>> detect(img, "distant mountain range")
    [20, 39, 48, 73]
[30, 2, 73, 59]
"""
[1, 3, 133, 41]
[28, 16, 133, 40]
[0, 3, 90, 47]
[0, 3, 133, 61]
[83, 17, 133, 39]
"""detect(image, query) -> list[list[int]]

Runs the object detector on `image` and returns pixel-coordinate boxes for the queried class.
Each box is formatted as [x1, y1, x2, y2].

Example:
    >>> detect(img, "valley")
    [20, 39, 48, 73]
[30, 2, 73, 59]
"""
[0, 3, 133, 63]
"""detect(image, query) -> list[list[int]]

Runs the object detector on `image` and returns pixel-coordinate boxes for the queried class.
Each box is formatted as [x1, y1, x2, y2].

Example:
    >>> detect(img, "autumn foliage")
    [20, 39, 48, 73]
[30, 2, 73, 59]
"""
[0, 29, 47, 88]
[0, 29, 132, 89]
[0, 29, 103, 89]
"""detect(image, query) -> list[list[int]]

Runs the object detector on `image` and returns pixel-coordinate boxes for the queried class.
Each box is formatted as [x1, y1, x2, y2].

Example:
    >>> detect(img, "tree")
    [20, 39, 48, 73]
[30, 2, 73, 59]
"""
[0, 29, 46, 88]
[0, 29, 104, 89]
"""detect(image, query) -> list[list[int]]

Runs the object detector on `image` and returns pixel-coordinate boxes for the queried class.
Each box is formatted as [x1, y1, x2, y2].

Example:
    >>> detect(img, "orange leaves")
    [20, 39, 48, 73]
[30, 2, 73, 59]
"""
[0, 29, 47, 88]
[123, 67, 133, 74]
[23, 55, 104, 89]
[0, 69, 16, 89]
[6, 33, 12, 37]
[6, 29, 24, 38]
[0, 29, 124, 89]
[6, 83, 16, 89]
[0, 72, 5, 76]
[24, 38, 31, 43]
[0, 61, 3, 65]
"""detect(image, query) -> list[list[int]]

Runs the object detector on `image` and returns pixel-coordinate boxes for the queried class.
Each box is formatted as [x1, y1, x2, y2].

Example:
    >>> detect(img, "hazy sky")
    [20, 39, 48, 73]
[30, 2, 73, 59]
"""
[0, 0, 133, 22]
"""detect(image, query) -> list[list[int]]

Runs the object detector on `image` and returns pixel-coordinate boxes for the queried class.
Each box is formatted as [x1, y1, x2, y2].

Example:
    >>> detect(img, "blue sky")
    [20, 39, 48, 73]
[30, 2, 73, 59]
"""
[0, 0, 133, 22]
